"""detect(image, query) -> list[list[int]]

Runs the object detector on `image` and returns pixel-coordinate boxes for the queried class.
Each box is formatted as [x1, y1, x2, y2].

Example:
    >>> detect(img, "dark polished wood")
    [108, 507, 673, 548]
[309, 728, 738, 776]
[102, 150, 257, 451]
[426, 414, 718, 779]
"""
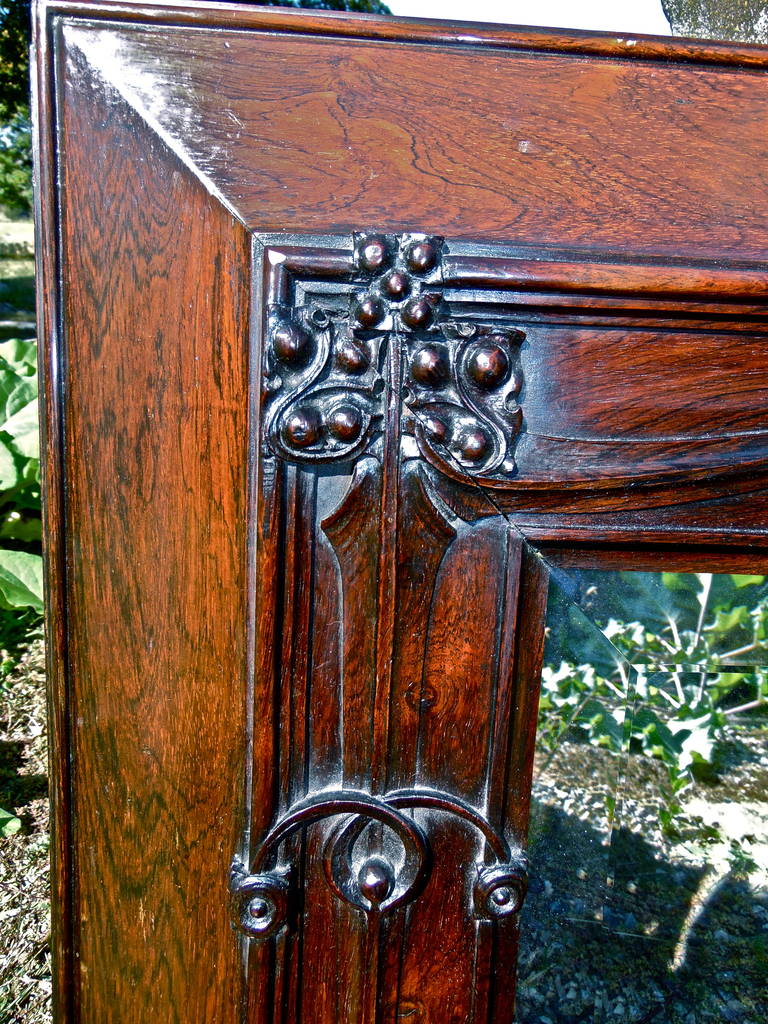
[33, 2, 768, 1021]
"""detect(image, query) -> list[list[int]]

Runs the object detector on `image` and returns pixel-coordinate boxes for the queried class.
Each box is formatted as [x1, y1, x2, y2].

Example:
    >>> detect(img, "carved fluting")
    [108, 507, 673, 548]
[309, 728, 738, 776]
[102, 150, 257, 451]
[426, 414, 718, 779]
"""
[261, 232, 526, 481]
[230, 788, 528, 940]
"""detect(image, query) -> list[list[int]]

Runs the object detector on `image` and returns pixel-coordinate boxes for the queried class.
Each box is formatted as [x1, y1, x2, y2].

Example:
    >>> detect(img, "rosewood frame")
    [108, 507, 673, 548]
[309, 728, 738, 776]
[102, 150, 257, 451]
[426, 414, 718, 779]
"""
[32, 3, 768, 1021]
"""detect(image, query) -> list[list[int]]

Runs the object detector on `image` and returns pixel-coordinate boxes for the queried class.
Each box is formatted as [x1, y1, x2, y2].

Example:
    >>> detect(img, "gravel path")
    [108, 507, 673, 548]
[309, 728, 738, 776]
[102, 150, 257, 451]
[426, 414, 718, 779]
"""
[0, 638, 50, 1024]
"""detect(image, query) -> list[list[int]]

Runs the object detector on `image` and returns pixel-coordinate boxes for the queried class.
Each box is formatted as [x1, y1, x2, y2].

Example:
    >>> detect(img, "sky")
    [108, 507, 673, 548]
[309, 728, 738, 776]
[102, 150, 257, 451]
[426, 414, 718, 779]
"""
[386, 0, 672, 35]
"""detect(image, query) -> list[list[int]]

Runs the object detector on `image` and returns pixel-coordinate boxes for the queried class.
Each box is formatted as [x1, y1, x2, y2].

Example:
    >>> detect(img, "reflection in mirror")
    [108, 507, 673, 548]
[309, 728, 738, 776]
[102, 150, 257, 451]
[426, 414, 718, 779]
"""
[516, 569, 768, 1024]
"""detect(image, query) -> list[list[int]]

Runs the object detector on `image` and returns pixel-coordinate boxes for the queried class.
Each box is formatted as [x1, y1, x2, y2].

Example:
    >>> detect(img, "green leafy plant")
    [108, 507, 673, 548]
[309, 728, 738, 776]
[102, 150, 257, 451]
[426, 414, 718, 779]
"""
[0, 805, 22, 836]
[0, 336, 42, 613]
[539, 571, 768, 837]
[0, 111, 31, 217]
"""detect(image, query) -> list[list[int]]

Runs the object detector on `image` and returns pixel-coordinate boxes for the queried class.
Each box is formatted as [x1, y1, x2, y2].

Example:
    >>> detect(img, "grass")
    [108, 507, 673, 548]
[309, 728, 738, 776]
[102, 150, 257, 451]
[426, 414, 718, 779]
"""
[0, 630, 50, 1024]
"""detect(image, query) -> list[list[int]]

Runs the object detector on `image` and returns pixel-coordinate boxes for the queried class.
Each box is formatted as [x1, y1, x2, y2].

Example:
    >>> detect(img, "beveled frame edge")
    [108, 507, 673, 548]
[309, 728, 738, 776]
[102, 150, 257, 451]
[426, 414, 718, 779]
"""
[258, 231, 768, 301]
[32, 2, 74, 1022]
[536, 541, 768, 573]
[35, 0, 768, 69]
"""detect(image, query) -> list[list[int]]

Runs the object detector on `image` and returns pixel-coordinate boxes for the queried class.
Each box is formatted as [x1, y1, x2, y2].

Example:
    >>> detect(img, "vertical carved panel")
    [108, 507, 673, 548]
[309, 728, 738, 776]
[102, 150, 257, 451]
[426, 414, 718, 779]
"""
[322, 461, 384, 790]
[236, 233, 546, 1024]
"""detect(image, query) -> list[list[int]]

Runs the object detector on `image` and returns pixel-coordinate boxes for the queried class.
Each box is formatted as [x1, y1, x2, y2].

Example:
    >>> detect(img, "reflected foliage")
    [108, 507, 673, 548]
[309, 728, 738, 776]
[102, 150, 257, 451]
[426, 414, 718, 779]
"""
[0, 336, 41, 575]
[522, 568, 767, 1023]
[663, 0, 768, 43]
[0, 110, 31, 217]
[540, 572, 768, 836]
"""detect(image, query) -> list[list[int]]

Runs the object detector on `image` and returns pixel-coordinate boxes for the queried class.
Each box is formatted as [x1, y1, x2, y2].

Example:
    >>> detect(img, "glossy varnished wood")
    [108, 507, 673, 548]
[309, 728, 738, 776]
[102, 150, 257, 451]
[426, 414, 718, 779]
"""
[54, 13, 768, 262]
[33, 2, 768, 1022]
[49, 15, 252, 1019]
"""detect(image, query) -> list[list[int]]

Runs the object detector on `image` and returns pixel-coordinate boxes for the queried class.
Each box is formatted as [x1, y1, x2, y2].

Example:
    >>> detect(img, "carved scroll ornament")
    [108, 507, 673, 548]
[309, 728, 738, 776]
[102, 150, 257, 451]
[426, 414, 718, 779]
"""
[230, 788, 528, 940]
[232, 231, 532, 956]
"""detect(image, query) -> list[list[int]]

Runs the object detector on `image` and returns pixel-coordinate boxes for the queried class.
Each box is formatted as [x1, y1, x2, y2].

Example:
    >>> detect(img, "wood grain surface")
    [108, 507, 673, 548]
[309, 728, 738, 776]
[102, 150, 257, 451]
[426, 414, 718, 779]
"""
[32, 1, 768, 1021]
[59, 17, 768, 262]
[55, 28, 251, 1021]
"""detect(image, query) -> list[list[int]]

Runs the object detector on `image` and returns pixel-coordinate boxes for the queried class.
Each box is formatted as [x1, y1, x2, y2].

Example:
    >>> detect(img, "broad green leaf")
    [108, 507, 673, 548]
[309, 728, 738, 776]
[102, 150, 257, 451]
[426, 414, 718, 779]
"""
[0, 337, 37, 374]
[708, 605, 750, 635]
[0, 513, 41, 543]
[668, 713, 717, 768]
[0, 807, 22, 837]
[0, 359, 36, 424]
[2, 398, 39, 458]
[576, 698, 624, 749]
[661, 572, 686, 590]
[0, 434, 21, 490]
[730, 574, 766, 588]
[0, 549, 43, 611]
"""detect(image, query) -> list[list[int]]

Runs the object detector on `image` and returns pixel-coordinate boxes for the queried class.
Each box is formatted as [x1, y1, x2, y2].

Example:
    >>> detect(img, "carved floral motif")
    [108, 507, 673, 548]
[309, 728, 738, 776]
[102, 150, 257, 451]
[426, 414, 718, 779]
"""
[404, 321, 525, 479]
[261, 233, 526, 481]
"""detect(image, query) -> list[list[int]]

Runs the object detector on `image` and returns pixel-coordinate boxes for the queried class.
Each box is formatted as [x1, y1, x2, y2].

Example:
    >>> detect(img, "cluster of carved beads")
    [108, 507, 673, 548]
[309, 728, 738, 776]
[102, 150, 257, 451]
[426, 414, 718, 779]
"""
[265, 306, 385, 464]
[351, 232, 443, 332]
[261, 233, 526, 480]
[404, 322, 524, 478]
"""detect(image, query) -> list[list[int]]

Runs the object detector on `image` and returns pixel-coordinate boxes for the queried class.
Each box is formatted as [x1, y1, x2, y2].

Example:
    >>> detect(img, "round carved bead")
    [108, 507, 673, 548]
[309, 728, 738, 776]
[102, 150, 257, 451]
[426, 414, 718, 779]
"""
[466, 341, 510, 389]
[233, 870, 291, 940]
[272, 321, 311, 365]
[474, 862, 528, 919]
[358, 235, 389, 273]
[358, 856, 395, 906]
[491, 887, 513, 907]
[335, 339, 370, 374]
[284, 408, 321, 448]
[327, 404, 363, 442]
[460, 427, 490, 462]
[248, 897, 271, 920]
[422, 415, 448, 443]
[381, 269, 411, 300]
[354, 295, 385, 328]
[410, 344, 449, 386]
[405, 239, 438, 274]
[401, 297, 433, 330]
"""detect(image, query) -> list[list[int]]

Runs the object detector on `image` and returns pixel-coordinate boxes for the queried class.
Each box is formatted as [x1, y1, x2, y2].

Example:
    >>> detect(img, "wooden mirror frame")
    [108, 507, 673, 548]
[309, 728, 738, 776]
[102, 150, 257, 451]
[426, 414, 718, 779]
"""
[33, 2, 768, 1020]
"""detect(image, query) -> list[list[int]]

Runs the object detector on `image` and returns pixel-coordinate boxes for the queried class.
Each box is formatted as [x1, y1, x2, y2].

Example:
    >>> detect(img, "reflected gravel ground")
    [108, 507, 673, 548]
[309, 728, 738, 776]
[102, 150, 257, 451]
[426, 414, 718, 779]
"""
[516, 730, 768, 1024]
[2, 637, 766, 1024]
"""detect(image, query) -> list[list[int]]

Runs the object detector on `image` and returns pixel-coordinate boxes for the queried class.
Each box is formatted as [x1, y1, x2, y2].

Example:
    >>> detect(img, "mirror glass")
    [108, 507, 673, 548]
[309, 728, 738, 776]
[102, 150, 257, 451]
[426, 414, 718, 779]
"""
[516, 567, 768, 1024]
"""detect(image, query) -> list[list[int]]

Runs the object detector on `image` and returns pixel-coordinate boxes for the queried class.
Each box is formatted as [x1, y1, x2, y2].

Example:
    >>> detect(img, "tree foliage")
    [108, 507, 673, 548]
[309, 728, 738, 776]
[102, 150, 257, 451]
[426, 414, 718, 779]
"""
[662, 0, 768, 42]
[540, 571, 768, 839]
[0, 110, 31, 216]
[0, 1, 29, 119]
